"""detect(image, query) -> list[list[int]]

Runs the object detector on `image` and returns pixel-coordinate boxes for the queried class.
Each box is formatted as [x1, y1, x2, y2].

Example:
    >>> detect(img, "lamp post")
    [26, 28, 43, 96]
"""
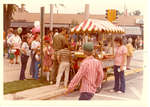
[40, 7, 45, 78]
[50, 4, 54, 31]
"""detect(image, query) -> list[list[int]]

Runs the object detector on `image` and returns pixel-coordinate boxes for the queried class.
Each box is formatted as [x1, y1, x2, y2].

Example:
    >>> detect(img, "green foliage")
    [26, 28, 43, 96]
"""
[4, 78, 49, 95]
[4, 4, 17, 32]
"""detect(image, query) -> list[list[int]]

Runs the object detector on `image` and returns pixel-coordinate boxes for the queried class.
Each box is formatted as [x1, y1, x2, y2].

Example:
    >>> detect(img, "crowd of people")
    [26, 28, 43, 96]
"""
[3, 27, 143, 100]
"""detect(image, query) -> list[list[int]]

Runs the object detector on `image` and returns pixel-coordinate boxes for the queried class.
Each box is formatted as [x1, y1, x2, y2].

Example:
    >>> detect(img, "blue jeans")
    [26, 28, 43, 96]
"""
[113, 65, 125, 92]
[19, 54, 29, 80]
[34, 61, 40, 80]
[79, 92, 94, 100]
[30, 52, 36, 78]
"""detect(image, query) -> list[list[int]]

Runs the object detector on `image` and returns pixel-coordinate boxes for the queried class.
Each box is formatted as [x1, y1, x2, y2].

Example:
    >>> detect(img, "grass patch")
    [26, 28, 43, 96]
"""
[4, 78, 50, 95]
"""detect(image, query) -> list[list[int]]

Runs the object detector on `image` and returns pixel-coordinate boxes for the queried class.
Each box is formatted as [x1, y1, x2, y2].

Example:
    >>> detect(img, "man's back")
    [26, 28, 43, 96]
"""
[68, 56, 104, 94]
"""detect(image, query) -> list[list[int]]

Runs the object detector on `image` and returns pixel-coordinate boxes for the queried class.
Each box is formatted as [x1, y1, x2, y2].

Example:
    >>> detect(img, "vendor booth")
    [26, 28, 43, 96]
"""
[69, 19, 125, 81]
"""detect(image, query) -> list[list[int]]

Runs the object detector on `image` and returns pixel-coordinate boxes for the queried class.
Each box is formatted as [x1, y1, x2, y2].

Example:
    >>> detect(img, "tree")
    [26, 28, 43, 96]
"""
[4, 4, 17, 33]
[133, 10, 141, 16]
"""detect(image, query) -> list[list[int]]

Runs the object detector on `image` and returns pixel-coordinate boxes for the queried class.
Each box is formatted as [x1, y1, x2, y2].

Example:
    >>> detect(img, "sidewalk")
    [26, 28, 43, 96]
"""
[3, 56, 32, 82]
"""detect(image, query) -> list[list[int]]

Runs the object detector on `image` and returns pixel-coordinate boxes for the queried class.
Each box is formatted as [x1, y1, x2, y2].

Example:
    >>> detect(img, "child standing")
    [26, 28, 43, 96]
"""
[34, 48, 41, 80]
[43, 41, 54, 82]
[9, 44, 15, 64]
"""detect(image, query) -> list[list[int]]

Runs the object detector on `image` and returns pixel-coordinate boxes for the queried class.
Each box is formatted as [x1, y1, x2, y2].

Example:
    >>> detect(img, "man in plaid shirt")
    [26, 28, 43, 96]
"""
[66, 42, 104, 100]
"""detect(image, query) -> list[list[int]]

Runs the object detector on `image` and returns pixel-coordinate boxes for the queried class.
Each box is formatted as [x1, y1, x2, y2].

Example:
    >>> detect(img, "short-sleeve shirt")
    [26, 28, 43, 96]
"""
[31, 40, 40, 50]
[114, 45, 127, 66]
[57, 48, 71, 62]
[8, 35, 22, 49]
[21, 42, 30, 56]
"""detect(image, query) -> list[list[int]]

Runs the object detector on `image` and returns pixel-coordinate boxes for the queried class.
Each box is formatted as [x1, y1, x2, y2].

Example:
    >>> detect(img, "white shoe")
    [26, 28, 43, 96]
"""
[117, 91, 124, 94]
[109, 89, 116, 92]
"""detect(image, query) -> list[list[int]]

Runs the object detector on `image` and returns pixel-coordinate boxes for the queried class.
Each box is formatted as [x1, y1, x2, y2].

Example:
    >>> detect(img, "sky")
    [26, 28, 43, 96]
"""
[17, 0, 145, 15]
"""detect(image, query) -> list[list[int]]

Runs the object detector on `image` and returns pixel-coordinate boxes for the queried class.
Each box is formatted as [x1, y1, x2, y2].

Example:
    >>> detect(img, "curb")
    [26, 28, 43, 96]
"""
[4, 68, 143, 100]
[106, 68, 143, 81]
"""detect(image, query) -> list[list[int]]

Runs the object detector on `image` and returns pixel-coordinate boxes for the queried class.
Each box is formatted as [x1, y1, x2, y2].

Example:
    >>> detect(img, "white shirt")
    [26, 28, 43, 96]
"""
[7, 35, 22, 49]
[21, 42, 31, 56]
[35, 54, 40, 61]
[31, 40, 40, 50]
[31, 40, 41, 54]
[7, 34, 15, 45]
[54, 32, 58, 37]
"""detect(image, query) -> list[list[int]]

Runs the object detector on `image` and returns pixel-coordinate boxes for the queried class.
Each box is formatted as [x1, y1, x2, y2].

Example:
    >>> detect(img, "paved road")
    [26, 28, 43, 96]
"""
[51, 68, 143, 100]
[50, 50, 144, 100]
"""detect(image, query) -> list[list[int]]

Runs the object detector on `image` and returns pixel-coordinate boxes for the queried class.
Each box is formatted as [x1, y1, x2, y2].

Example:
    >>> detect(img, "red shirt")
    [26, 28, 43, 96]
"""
[68, 56, 104, 94]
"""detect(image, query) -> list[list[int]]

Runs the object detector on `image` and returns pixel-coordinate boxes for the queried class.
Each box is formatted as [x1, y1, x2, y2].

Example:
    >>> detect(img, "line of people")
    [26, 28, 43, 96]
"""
[4, 27, 136, 100]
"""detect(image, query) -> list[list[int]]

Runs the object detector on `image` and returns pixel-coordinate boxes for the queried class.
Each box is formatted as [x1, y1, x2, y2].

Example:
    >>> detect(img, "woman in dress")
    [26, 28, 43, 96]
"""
[43, 40, 54, 82]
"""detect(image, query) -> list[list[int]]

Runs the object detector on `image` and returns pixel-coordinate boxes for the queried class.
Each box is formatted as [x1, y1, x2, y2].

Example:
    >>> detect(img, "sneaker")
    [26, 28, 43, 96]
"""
[109, 89, 116, 92]
[117, 91, 124, 94]
[50, 81, 53, 85]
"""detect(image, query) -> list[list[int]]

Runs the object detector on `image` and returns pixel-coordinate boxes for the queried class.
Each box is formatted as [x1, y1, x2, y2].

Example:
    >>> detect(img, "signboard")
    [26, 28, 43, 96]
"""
[10, 22, 34, 27]
[121, 26, 142, 35]
[10, 22, 69, 28]
[136, 19, 144, 24]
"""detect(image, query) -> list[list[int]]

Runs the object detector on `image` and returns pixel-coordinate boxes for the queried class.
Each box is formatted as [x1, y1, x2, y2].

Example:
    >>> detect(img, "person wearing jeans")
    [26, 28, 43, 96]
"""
[20, 54, 29, 80]
[34, 61, 40, 80]
[34, 49, 41, 80]
[113, 65, 125, 92]
[107, 37, 127, 93]
[19, 36, 30, 80]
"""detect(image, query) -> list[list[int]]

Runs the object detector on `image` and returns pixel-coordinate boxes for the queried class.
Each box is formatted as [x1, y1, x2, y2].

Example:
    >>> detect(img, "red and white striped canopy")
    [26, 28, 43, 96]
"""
[71, 19, 125, 33]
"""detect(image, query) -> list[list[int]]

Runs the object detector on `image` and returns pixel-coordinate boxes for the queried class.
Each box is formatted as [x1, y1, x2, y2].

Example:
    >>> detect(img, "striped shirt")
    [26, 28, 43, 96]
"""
[57, 48, 71, 62]
[68, 56, 104, 94]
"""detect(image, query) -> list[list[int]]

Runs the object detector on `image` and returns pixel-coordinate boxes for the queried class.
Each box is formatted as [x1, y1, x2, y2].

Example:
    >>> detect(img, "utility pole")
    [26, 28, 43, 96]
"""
[50, 4, 54, 31]
[84, 4, 89, 20]
[40, 7, 45, 78]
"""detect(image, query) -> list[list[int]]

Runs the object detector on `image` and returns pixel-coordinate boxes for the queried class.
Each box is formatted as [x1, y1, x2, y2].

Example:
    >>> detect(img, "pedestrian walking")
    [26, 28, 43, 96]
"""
[126, 38, 134, 70]
[19, 36, 30, 80]
[66, 42, 104, 100]
[50, 28, 68, 85]
[108, 37, 127, 93]
[43, 40, 54, 82]
[56, 44, 71, 88]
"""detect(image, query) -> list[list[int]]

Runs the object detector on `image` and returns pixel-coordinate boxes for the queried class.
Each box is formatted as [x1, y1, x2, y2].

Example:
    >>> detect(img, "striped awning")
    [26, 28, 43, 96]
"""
[71, 19, 125, 34]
